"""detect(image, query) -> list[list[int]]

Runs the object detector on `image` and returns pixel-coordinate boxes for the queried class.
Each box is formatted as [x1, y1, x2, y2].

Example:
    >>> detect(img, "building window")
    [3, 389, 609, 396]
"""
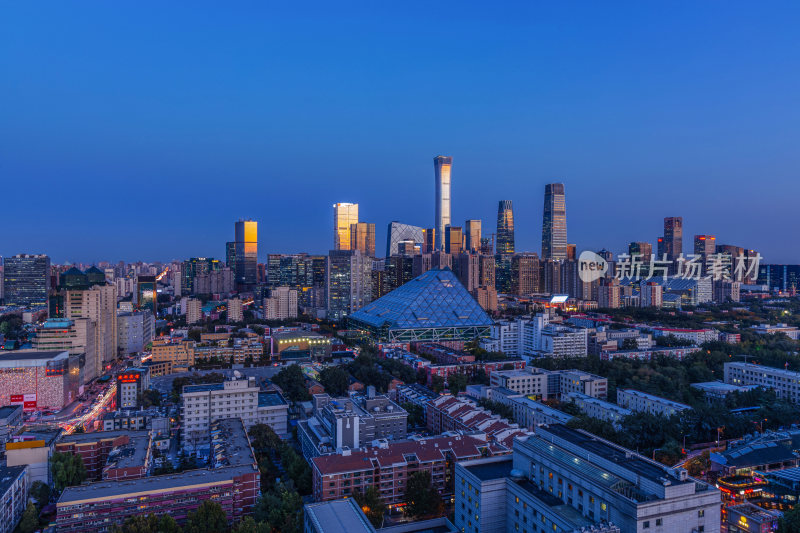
[643, 521, 650, 529]
[698, 510, 705, 518]
[656, 519, 662, 526]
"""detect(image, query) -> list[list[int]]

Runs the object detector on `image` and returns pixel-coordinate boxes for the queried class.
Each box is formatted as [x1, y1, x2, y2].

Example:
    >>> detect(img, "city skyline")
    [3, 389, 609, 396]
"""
[4, 3, 800, 263]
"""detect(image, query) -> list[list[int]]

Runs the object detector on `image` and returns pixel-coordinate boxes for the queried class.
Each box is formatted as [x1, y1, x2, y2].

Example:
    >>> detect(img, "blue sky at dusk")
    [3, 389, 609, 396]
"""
[2, 2, 799, 264]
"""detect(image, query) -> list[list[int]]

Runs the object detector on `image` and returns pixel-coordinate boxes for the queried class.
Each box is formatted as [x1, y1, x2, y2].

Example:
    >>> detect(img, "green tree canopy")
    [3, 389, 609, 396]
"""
[51, 452, 87, 493]
[403, 470, 442, 518]
[319, 366, 350, 396]
[185, 501, 228, 533]
[353, 486, 385, 528]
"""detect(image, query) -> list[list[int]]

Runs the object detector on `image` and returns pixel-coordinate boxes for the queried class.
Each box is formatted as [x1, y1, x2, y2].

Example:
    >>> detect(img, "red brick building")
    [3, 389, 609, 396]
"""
[56, 418, 259, 532]
[426, 395, 531, 448]
[311, 434, 506, 507]
[56, 430, 150, 481]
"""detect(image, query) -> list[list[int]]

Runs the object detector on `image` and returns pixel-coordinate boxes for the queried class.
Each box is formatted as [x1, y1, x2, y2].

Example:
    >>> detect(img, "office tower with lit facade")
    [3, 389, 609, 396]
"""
[3, 254, 51, 307]
[349, 222, 376, 258]
[181, 258, 223, 295]
[333, 203, 359, 251]
[628, 241, 653, 260]
[511, 254, 540, 296]
[464, 220, 481, 253]
[694, 235, 716, 259]
[422, 228, 436, 254]
[385, 222, 424, 257]
[326, 250, 372, 321]
[234, 219, 258, 287]
[542, 183, 567, 260]
[496, 200, 515, 254]
[433, 156, 452, 251]
[657, 217, 683, 262]
[444, 226, 463, 255]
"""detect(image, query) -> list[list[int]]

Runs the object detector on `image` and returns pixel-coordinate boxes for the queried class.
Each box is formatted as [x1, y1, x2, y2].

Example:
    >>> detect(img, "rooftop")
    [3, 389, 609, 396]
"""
[350, 268, 492, 331]
[464, 457, 513, 481]
[0, 350, 69, 364]
[258, 390, 288, 407]
[304, 499, 376, 533]
[0, 465, 26, 495]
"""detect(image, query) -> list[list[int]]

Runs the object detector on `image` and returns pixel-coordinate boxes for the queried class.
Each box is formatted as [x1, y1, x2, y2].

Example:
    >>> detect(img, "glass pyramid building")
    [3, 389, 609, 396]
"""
[349, 268, 493, 342]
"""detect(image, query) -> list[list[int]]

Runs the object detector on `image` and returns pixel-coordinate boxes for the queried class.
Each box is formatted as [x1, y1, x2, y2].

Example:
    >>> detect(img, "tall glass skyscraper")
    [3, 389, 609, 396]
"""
[234, 219, 258, 287]
[657, 217, 683, 262]
[3, 254, 50, 307]
[542, 183, 567, 260]
[433, 156, 452, 251]
[333, 203, 359, 251]
[496, 200, 515, 254]
[464, 220, 481, 253]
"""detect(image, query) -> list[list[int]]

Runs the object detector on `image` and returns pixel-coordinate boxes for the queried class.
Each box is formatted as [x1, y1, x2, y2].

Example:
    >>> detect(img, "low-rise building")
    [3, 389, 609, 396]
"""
[564, 392, 632, 429]
[0, 406, 23, 447]
[616, 389, 691, 417]
[691, 381, 758, 401]
[426, 395, 531, 448]
[181, 376, 289, 447]
[5, 429, 60, 484]
[56, 430, 152, 481]
[0, 350, 81, 411]
[116, 367, 151, 409]
[298, 389, 408, 458]
[724, 362, 800, 405]
[710, 429, 800, 475]
[490, 387, 573, 429]
[725, 503, 781, 533]
[751, 323, 800, 340]
[269, 331, 333, 360]
[311, 433, 504, 505]
[56, 418, 260, 532]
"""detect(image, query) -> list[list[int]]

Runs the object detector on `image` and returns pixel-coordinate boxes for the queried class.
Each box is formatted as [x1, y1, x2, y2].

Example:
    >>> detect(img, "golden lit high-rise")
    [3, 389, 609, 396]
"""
[350, 222, 376, 257]
[333, 203, 359, 250]
[433, 156, 452, 251]
[235, 219, 258, 287]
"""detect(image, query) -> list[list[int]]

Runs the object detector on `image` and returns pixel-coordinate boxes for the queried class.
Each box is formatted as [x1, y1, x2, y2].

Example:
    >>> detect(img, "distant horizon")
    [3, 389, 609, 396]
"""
[3, 2, 799, 263]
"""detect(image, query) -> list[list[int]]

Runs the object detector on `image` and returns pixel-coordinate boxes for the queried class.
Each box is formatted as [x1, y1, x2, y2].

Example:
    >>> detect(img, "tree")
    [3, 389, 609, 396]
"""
[402, 402, 425, 428]
[779, 505, 800, 533]
[403, 471, 442, 518]
[140, 389, 162, 408]
[30, 480, 50, 506]
[353, 486, 385, 528]
[620, 338, 638, 350]
[272, 365, 311, 402]
[447, 372, 468, 394]
[51, 452, 87, 492]
[17, 501, 39, 533]
[234, 517, 270, 533]
[319, 366, 350, 396]
[185, 501, 228, 533]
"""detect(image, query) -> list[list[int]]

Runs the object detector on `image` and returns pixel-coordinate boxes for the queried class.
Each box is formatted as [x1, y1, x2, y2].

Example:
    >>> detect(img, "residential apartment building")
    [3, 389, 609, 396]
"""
[490, 387, 573, 429]
[56, 418, 260, 532]
[227, 297, 243, 323]
[151, 338, 195, 372]
[564, 392, 632, 429]
[117, 311, 154, 356]
[455, 424, 721, 533]
[311, 434, 501, 505]
[116, 367, 150, 409]
[724, 362, 800, 404]
[186, 298, 202, 325]
[63, 283, 118, 382]
[426, 395, 531, 448]
[181, 377, 289, 446]
[558, 370, 608, 400]
[298, 390, 408, 458]
[616, 389, 691, 418]
[0, 465, 28, 533]
[263, 286, 299, 320]
[489, 369, 550, 399]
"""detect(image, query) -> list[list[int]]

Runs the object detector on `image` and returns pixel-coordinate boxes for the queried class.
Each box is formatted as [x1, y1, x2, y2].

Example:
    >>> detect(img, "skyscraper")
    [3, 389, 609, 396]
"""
[694, 235, 716, 260]
[542, 183, 567, 260]
[445, 226, 463, 255]
[629, 241, 653, 260]
[326, 250, 372, 321]
[496, 200, 515, 255]
[234, 219, 258, 287]
[464, 220, 481, 253]
[657, 217, 683, 262]
[333, 203, 359, 251]
[433, 156, 452, 251]
[385, 222, 424, 257]
[3, 254, 51, 307]
[350, 222, 376, 257]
